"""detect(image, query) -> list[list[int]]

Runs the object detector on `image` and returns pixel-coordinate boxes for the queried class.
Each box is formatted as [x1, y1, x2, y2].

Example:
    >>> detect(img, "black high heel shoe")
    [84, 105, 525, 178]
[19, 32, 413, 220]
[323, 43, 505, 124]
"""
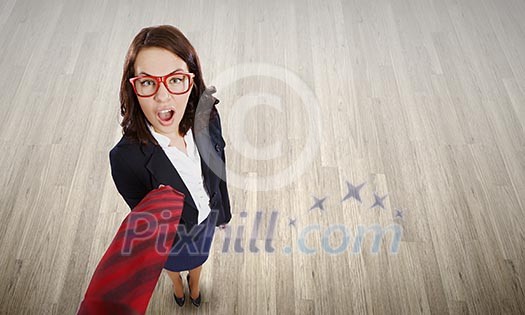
[186, 274, 202, 307]
[173, 275, 185, 307]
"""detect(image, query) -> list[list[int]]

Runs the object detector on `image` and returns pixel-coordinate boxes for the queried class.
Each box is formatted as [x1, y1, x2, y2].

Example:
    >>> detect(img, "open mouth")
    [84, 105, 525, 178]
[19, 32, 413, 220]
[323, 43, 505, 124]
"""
[157, 109, 175, 125]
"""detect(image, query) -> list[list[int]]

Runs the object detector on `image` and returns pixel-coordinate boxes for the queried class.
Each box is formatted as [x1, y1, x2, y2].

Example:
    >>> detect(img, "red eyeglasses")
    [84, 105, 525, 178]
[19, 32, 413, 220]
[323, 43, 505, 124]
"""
[129, 71, 195, 97]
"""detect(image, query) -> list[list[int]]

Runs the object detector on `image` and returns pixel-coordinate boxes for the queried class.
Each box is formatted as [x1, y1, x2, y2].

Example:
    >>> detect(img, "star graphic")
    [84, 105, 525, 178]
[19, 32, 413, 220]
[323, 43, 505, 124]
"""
[341, 181, 366, 203]
[394, 208, 403, 219]
[288, 217, 297, 227]
[370, 192, 387, 209]
[309, 196, 327, 212]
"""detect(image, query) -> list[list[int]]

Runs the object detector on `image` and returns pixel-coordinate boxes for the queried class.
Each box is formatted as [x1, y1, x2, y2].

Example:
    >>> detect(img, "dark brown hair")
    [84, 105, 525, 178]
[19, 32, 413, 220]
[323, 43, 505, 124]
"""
[119, 25, 208, 146]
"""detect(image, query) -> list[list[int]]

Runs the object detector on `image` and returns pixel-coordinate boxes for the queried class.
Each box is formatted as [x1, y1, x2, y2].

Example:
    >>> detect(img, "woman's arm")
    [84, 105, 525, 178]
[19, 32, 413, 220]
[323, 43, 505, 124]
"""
[216, 112, 232, 224]
[218, 156, 232, 224]
[109, 147, 149, 210]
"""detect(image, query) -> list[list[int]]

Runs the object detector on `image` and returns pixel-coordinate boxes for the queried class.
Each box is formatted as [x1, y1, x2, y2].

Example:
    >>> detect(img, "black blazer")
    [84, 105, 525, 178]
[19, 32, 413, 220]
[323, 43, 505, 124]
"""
[109, 108, 231, 231]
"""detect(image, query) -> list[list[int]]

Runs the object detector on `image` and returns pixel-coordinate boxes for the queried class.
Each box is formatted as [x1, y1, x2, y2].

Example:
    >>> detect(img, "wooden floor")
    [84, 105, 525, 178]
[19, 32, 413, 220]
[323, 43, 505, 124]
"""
[1, 0, 524, 314]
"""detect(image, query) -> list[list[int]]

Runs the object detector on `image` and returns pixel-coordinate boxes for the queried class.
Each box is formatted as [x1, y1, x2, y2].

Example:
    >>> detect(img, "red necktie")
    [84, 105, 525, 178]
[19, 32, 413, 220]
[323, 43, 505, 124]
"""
[77, 185, 184, 315]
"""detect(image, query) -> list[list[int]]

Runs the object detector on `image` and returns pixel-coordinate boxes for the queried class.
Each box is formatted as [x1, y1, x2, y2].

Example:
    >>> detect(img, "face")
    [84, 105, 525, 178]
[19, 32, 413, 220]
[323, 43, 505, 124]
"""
[133, 46, 193, 136]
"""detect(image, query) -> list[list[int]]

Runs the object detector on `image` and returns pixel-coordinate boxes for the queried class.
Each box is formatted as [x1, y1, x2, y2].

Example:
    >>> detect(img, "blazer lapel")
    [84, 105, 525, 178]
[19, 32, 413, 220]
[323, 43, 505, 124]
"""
[144, 144, 199, 211]
[143, 130, 216, 211]
[193, 132, 213, 197]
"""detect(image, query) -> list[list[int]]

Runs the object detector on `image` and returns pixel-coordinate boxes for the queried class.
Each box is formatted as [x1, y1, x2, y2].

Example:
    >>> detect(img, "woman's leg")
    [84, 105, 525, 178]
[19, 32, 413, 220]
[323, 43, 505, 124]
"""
[187, 265, 203, 299]
[165, 270, 184, 298]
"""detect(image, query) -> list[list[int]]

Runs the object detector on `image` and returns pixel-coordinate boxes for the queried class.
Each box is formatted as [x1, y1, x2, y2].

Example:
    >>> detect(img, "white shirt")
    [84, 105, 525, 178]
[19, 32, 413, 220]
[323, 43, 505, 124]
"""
[147, 123, 211, 224]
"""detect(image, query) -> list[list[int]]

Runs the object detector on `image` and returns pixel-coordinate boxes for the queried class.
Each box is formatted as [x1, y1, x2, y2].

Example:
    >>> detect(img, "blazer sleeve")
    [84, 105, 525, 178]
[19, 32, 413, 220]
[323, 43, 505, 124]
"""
[109, 147, 149, 210]
[216, 112, 232, 224]
[219, 155, 232, 224]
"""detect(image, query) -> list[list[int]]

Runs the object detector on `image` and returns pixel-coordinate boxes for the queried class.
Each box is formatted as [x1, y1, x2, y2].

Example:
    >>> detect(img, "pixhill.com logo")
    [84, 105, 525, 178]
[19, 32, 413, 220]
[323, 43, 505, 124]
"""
[118, 179, 405, 257]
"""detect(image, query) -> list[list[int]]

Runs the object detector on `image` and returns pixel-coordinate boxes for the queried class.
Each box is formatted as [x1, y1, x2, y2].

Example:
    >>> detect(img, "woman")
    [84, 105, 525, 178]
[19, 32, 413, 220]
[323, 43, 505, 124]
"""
[109, 25, 231, 308]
